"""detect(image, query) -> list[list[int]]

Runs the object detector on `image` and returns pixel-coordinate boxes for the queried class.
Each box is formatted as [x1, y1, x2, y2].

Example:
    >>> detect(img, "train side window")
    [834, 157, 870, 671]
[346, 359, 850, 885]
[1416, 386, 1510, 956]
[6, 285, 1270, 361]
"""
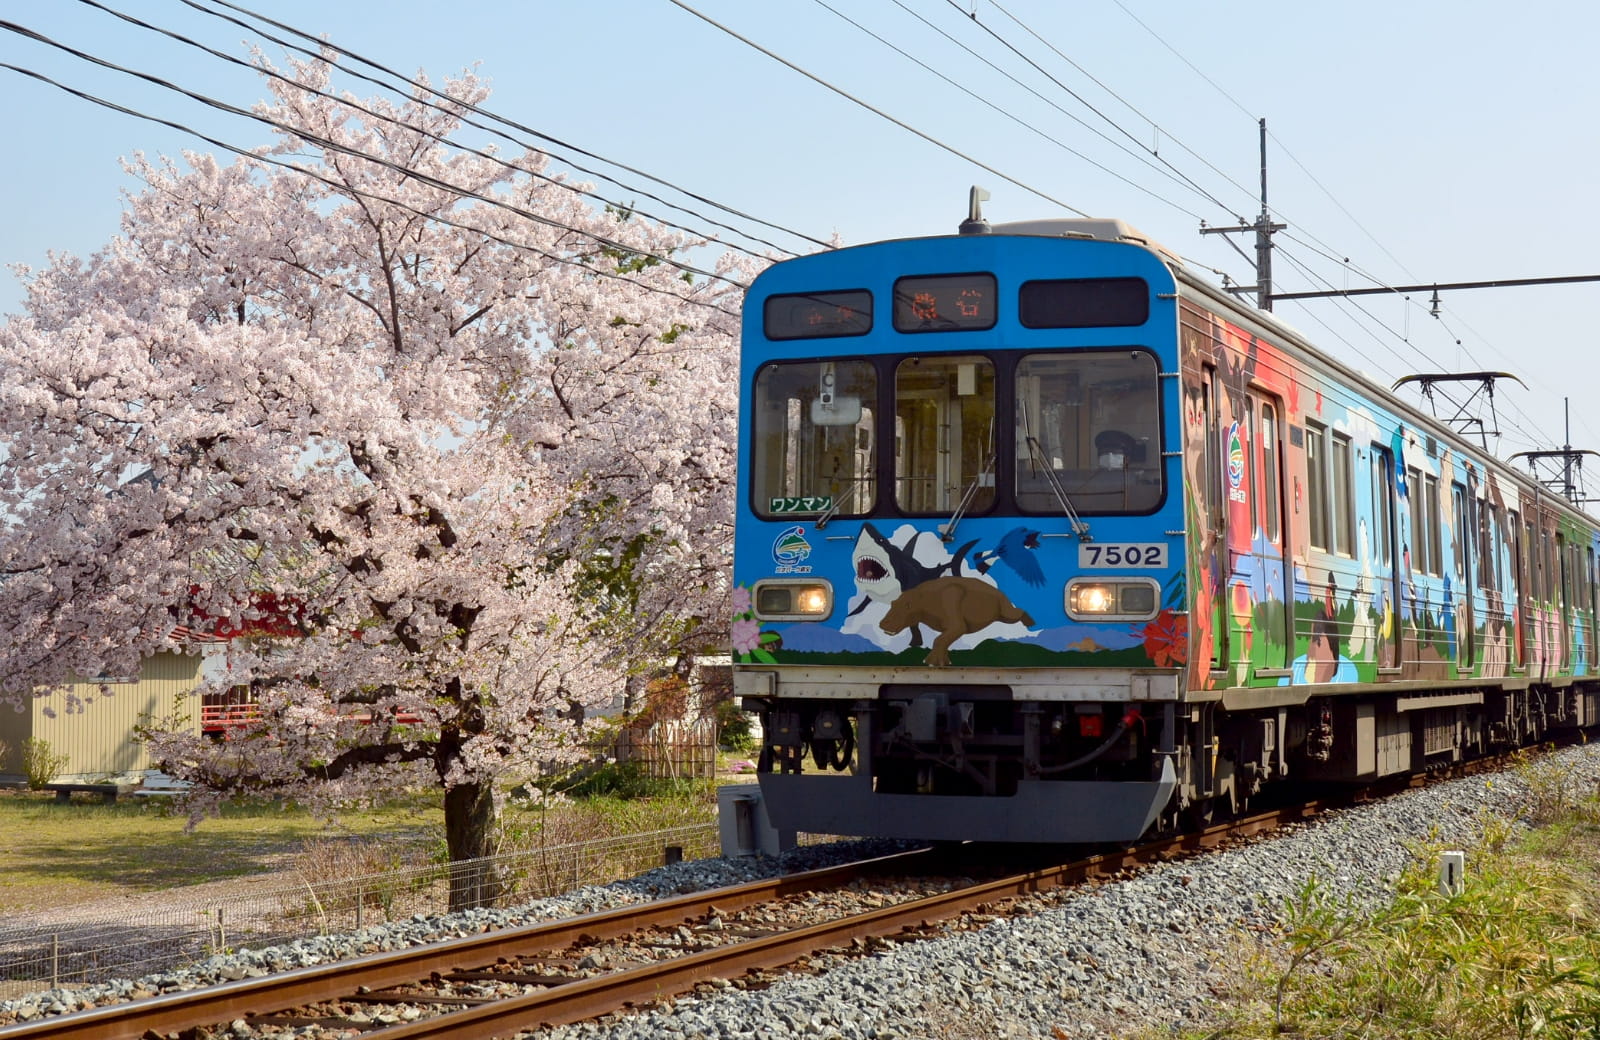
[1330, 433, 1354, 556]
[1424, 475, 1442, 575]
[1526, 518, 1539, 598]
[1305, 421, 1328, 551]
[1479, 502, 1497, 592]
[1407, 467, 1441, 576]
[1261, 401, 1281, 542]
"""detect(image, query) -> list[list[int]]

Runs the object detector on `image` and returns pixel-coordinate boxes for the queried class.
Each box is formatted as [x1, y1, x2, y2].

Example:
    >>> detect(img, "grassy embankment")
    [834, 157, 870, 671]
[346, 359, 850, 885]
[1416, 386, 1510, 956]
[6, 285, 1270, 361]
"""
[1172, 753, 1600, 1039]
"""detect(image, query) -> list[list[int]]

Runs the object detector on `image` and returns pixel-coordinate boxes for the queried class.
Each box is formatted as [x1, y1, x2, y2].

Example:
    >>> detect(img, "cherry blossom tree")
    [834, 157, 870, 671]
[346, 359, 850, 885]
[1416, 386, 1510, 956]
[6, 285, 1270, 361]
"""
[0, 55, 755, 908]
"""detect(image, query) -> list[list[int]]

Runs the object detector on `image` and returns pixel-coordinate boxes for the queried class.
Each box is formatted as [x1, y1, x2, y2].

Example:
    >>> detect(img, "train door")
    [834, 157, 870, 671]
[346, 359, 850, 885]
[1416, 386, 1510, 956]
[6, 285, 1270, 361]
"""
[1452, 481, 1474, 671]
[1580, 544, 1593, 672]
[1247, 392, 1290, 671]
[1200, 366, 1228, 672]
[1557, 533, 1570, 671]
[1509, 510, 1525, 671]
[1370, 446, 1400, 670]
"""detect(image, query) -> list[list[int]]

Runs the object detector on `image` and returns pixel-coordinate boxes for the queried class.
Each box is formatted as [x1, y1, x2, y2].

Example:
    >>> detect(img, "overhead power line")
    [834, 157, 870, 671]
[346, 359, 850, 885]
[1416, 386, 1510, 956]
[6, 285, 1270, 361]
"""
[0, 59, 743, 317]
[1272, 274, 1600, 301]
[665, 0, 1092, 219]
[68, 0, 789, 264]
[180, 0, 831, 255]
[0, 18, 746, 293]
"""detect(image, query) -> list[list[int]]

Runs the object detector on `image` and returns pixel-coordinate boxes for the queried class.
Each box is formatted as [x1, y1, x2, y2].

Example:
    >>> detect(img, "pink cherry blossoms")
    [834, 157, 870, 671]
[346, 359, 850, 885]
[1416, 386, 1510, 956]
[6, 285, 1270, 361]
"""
[0, 54, 763, 905]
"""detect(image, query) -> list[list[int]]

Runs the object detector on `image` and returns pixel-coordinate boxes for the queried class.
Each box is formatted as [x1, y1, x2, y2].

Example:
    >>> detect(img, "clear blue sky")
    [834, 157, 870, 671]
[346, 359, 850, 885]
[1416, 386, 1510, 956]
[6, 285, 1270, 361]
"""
[4, 1, 1598, 468]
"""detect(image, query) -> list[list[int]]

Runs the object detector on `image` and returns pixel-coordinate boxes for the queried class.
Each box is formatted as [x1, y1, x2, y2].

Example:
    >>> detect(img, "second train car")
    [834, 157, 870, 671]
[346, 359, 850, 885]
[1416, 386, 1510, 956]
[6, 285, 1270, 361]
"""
[731, 201, 1600, 843]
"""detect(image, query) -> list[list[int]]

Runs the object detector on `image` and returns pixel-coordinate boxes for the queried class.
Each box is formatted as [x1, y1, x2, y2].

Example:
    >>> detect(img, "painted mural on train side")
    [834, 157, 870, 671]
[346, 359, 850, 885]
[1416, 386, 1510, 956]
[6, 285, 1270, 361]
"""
[1180, 299, 1593, 693]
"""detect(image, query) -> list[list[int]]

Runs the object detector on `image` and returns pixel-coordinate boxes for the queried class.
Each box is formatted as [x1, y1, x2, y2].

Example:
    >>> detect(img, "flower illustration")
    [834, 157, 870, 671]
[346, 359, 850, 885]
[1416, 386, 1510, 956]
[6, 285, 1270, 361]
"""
[1140, 609, 1187, 668]
[732, 585, 752, 616]
[731, 617, 763, 654]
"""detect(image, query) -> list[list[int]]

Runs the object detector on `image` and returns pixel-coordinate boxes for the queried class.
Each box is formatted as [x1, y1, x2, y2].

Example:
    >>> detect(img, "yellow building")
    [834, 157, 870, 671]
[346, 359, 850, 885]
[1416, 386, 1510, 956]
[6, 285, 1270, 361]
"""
[0, 650, 206, 785]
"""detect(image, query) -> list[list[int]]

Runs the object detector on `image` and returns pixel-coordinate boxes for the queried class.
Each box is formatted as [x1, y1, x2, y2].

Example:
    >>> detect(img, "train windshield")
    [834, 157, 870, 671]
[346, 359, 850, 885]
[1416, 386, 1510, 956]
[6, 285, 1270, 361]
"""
[751, 360, 878, 519]
[894, 355, 995, 514]
[1015, 350, 1162, 514]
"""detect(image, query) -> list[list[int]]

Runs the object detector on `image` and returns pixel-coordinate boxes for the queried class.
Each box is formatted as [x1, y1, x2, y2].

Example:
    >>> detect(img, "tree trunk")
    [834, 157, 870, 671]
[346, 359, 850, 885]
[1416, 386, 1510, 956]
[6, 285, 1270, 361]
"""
[443, 780, 502, 911]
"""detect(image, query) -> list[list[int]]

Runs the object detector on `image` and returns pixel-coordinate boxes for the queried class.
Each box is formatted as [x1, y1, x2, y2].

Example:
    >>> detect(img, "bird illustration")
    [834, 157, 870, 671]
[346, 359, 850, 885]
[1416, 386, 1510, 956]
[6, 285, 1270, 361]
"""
[973, 527, 1046, 587]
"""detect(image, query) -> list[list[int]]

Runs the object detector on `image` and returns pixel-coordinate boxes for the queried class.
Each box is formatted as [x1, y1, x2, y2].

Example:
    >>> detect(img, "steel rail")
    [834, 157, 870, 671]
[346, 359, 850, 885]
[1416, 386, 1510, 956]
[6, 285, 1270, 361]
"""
[0, 847, 935, 1040]
[342, 803, 1328, 1039]
[2, 778, 1475, 1040]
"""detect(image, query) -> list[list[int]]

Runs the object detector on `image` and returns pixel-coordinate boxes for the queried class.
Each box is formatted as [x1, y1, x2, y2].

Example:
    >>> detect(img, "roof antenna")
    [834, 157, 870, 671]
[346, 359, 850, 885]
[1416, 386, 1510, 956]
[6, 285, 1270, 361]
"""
[959, 186, 991, 235]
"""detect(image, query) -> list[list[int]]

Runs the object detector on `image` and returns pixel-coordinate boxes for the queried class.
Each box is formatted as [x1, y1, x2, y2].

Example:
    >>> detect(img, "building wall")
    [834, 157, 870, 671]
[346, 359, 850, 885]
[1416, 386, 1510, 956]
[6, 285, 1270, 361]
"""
[0, 650, 205, 784]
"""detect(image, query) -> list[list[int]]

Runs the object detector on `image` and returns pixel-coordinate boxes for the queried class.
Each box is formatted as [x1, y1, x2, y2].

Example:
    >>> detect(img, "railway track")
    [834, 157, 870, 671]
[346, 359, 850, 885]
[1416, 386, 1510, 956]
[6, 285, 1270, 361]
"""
[3, 744, 1554, 1040]
[0, 799, 1333, 1040]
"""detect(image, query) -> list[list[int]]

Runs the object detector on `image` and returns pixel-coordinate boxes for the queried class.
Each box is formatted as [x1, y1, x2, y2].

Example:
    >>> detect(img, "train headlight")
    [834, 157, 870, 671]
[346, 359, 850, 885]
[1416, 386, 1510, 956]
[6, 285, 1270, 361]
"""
[753, 580, 834, 621]
[1065, 577, 1160, 621]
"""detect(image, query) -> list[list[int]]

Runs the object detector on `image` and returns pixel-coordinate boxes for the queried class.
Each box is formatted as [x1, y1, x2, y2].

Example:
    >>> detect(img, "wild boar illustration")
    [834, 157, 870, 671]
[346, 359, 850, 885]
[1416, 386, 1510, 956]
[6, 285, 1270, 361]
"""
[878, 576, 1034, 668]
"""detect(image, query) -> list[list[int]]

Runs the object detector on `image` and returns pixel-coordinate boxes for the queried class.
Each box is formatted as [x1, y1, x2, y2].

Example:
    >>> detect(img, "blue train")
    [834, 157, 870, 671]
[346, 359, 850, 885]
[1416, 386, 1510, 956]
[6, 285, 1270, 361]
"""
[730, 201, 1600, 843]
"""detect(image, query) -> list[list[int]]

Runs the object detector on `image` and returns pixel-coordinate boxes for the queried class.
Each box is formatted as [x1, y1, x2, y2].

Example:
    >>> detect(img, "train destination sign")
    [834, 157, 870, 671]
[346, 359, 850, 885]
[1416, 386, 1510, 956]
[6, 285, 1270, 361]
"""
[893, 273, 997, 332]
[764, 290, 872, 340]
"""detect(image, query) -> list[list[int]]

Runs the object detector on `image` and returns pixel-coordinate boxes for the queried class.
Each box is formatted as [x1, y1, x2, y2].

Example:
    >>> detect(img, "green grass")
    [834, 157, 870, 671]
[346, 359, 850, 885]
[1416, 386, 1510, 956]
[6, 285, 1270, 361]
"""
[1171, 757, 1600, 1040]
[0, 764, 727, 915]
[0, 789, 442, 914]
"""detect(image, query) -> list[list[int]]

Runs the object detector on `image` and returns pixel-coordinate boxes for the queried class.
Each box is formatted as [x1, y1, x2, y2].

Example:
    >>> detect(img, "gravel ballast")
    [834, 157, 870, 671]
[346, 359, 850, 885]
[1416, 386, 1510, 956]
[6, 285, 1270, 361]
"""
[4, 746, 1594, 1038]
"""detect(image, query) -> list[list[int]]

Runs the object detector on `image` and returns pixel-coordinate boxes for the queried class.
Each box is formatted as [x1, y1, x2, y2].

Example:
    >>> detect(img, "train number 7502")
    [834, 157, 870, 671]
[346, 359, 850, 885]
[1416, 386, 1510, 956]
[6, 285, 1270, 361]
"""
[1078, 543, 1167, 568]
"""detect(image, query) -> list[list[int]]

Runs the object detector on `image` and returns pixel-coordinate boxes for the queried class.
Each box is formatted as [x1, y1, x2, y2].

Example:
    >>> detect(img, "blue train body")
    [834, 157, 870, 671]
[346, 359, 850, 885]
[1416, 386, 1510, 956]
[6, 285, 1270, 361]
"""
[731, 214, 1600, 844]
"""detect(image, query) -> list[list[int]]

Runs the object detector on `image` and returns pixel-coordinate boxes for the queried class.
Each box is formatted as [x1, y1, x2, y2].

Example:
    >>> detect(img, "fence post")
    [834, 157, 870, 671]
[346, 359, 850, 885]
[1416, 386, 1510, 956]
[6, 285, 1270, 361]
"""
[51, 934, 58, 987]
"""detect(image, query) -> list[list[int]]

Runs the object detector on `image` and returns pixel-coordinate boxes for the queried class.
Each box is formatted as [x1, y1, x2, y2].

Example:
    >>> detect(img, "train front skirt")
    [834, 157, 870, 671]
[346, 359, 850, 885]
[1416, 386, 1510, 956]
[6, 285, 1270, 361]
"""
[755, 756, 1176, 844]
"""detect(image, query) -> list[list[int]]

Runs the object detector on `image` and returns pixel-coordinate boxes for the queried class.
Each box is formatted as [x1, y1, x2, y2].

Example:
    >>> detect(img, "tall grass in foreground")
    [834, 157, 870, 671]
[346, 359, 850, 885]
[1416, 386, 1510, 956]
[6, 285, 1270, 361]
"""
[1204, 755, 1600, 1040]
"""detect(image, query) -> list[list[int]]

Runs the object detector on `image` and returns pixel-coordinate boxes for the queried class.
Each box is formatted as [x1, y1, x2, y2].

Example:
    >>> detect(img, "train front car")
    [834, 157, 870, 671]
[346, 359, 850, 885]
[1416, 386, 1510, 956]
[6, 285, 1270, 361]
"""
[732, 219, 1190, 843]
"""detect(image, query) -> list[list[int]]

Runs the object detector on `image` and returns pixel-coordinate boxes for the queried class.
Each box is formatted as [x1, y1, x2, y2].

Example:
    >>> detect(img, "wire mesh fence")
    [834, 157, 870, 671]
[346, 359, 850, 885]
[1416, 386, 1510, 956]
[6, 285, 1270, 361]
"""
[0, 822, 720, 996]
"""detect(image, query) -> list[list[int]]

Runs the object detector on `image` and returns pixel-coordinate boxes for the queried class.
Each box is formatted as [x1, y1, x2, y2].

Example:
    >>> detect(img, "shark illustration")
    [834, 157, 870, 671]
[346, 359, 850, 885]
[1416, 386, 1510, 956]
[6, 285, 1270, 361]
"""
[847, 523, 977, 644]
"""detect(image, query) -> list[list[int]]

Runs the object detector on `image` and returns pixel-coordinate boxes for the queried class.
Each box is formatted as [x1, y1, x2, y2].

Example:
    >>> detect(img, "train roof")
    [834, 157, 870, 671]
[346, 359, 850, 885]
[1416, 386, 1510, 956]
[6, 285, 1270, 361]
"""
[986, 217, 1184, 268]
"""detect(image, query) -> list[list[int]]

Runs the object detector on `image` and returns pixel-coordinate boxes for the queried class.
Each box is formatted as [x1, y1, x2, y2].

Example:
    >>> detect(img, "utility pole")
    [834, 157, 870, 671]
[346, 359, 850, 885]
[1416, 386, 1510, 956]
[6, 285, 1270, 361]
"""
[1201, 118, 1286, 311]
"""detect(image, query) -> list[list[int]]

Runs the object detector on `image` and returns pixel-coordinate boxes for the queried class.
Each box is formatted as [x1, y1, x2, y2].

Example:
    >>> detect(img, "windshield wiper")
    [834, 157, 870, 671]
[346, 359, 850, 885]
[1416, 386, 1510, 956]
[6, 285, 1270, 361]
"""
[1023, 437, 1091, 539]
[939, 450, 994, 544]
[1020, 403, 1090, 539]
[814, 480, 861, 530]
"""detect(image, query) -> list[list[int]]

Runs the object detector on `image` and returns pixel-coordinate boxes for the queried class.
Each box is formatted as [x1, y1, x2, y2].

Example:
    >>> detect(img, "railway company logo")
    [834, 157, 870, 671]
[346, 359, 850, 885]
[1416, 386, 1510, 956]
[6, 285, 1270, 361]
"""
[1226, 420, 1247, 503]
[772, 525, 814, 573]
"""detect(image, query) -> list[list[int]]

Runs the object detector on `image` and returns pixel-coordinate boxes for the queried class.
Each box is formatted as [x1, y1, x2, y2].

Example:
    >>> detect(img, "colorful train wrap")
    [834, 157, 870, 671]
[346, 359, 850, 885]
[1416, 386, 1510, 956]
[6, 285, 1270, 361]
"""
[731, 212, 1600, 843]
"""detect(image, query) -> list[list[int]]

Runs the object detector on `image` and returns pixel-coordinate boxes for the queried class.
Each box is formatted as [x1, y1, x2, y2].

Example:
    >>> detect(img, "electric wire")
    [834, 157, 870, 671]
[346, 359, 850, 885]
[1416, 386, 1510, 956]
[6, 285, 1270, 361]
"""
[943, 0, 1235, 222]
[0, 18, 747, 293]
[1102, 0, 1569, 454]
[665, 0, 1093, 219]
[72, 0, 800, 264]
[0, 59, 744, 318]
[814, 0, 1207, 221]
[68, 0, 792, 264]
[184, 0, 832, 255]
